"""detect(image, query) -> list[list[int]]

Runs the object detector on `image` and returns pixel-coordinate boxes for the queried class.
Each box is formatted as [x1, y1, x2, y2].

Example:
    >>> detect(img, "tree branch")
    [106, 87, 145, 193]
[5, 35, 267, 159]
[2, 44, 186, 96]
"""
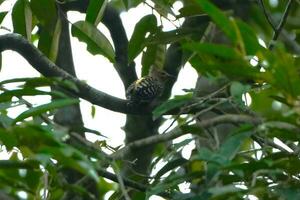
[257, 0, 276, 30]
[61, 1, 137, 88]
[112, 114, 263, 159]
[268, 0, 293, 50]
[102, 5, 138, 89]
[0, 34, 144, 114]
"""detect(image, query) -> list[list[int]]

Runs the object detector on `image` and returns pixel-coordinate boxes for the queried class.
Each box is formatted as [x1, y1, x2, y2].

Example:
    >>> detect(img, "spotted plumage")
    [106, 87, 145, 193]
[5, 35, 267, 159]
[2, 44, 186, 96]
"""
[126, 76, 162, 103]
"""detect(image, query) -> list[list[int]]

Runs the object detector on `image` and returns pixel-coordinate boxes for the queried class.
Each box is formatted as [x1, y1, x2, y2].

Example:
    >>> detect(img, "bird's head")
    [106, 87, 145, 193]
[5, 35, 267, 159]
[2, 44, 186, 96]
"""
[149, 66, 174, 82]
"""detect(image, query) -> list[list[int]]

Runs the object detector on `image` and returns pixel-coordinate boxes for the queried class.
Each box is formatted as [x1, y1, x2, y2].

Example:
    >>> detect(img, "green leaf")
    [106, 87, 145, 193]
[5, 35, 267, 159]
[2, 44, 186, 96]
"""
[0, 11, 8, 24]
[183, 42, 239, 59]
[152, 93, 193, 119]
[128, 14, 157, 62]
[39, 146, 99, 182]
[141, 45, 157, 76]
[195, 0, 237, 43]
[236, 20, 261, 55]
[0, 53, 2, 72]
[0, 77, 36, 85]
[189, 55, 260, 80]
[230, 81, 250, 102]
[0, 129, 17, 150]
[12, 99, 79, 124]
[0, 77, 79, 92]
[142, 43, 166, 76]
[152, 0, 175, 18]
[0, 89, 67, 102]
[208, 185, 244, 197]
[12, 0, 32, 40]
[91, 105, 96, 118]
[86, 0, 108, 25]
[275, 187, 300, 200]
[122, 0, 142, 10]
[155, 157, 188, 179]
[38, 19, 61, 61]
[30, 0, 57, 28]
[218, 129, 252, 160]
[71, 20, 115, 63]
[178, 4, 203, 18]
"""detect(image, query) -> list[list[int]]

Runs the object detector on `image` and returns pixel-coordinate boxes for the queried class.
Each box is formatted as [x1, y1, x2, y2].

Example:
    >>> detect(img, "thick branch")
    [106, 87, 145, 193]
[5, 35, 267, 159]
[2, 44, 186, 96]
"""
[102, 5, 137, 88]
[0, 34, 143, 114]
[61, 1, 137, 88]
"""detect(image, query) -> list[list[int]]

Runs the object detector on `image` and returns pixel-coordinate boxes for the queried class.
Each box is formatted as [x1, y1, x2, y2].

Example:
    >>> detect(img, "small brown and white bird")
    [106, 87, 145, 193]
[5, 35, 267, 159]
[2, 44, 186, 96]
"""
[126, 67, 171, 103]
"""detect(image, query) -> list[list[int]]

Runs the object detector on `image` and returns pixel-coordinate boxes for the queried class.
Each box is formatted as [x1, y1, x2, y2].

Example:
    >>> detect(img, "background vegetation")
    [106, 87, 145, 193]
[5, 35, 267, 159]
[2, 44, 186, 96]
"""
[0, 0, 300, 199]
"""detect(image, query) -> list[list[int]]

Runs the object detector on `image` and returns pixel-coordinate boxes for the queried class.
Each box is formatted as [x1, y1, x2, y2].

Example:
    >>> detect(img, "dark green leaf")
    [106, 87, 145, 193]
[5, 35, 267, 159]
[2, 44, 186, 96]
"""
[275, 187, 300, 200]
[72, 20, 115, 63]
[0, 129, 17, 150]
[155, 157, 188, 179]
[122, 0, 142, 10]
[39, 146, 99, 182]
[12, 99, 79, 124]
[208, 185, 244, 197]
[141, 45, 157, 76]
[91, 105, 96, 118]
[189, 55, 260, 80]
[152, 0, 175, 17]
[195, 0, 237, 43]
[12, 0, 32, 39]
[30, 0, 56, 28]
[0, 89, 67, 102]
[178, 4, 203, 18]
[183, 42, 240, 59]
[0, 11, 8, 24]
[86, 0, 108, 25]
[0, 53, 2, 72]
[153, 93, 193, 119]
[230, 81, 250, 100]
[37, 19, 61, 61]
[269, 95, 291, 106]
[128, 14, 157, 62]
[236, 20, 261, 55]
[0, 77, 36, 85]
[218, 130, 252, 160]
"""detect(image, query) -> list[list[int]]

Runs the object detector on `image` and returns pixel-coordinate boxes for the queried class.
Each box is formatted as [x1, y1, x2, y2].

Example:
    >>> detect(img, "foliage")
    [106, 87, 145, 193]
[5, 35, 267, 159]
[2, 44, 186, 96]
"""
[0, 0, 300, 199]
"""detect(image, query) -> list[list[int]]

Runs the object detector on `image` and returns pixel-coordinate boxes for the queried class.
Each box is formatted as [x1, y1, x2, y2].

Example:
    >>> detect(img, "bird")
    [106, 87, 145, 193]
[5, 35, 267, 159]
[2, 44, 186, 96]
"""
[126, 67, 171, 103]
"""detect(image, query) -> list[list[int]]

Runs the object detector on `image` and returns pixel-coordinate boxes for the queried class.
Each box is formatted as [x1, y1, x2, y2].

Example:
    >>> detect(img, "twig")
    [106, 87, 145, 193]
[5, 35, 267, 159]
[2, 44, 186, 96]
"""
[96, 168, 172, 198]
[257, 0, 293, 50]
[268, 0, 293, 50]
[112, 114, 262, 159]
[112, 162, 131, 200]
[43, 171, 49, 200]
[257, 0, 276, 30]
[252, 134, 291, 153]
[69, 131, 110, 160]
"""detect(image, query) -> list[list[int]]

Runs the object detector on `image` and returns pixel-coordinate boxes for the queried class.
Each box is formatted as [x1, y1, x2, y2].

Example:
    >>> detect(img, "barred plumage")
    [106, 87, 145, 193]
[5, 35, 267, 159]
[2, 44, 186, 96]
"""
[126, 76, 162, 102]
[126, 66, 172, 103]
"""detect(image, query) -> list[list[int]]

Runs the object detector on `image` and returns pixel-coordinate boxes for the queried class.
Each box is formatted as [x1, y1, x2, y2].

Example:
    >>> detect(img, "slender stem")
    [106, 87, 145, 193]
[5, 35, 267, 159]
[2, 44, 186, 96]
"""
[257, 0, 276, 30]
[112, 114, 262, 159]
[269, 0, 293, 50]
